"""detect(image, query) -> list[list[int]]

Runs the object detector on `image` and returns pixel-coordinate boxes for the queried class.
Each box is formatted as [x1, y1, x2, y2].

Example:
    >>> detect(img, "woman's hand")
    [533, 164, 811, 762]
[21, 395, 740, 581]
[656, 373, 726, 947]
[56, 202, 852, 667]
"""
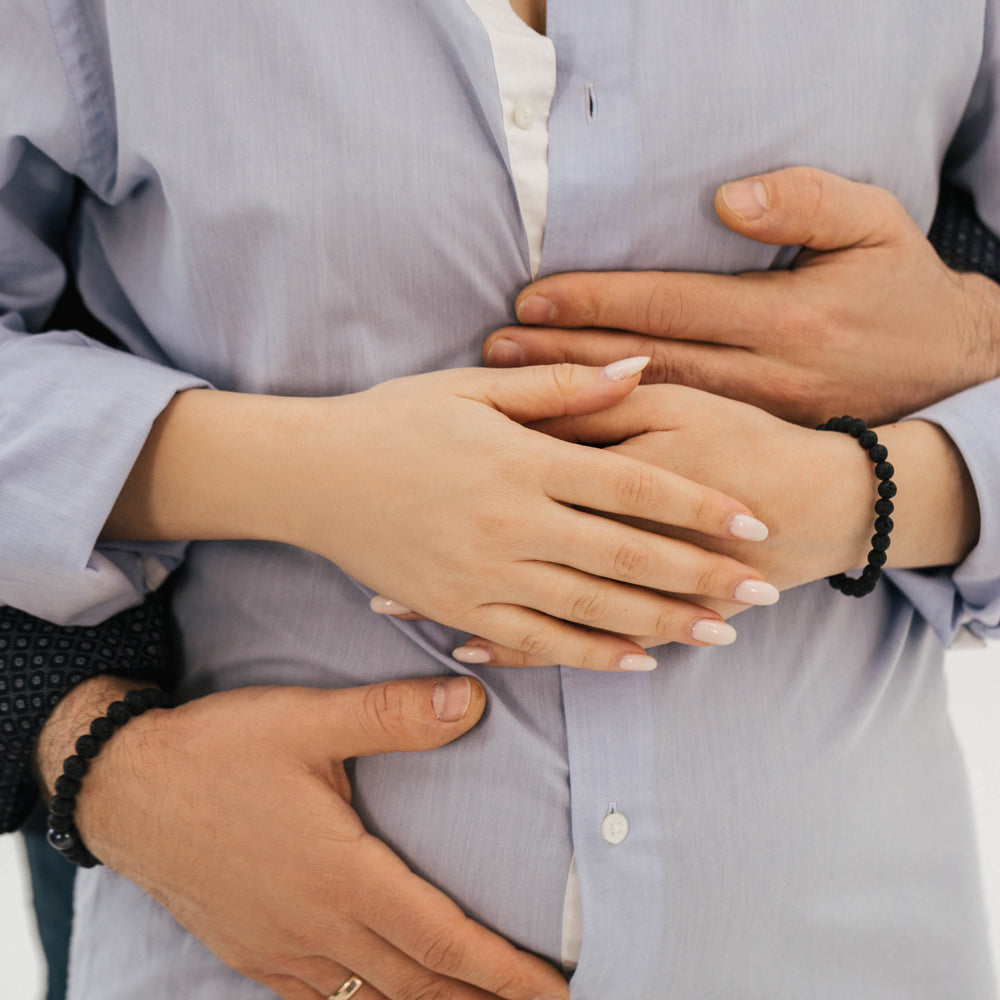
[421, 384, 978, 667]
[106, 362, 775, 672]
[482, 167, 1000, 426]
[36, 675, 569, 1000]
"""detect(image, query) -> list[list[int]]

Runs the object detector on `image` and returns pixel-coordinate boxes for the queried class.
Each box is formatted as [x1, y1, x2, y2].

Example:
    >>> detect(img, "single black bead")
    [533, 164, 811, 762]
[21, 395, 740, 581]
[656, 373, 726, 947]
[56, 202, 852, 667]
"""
[48, 795, 75, 817]
[867, 549, 888, 568]
[861, 564, 882, 581]
[47, 813, 72, 834]
[75, 734, 101, 760]
[868, 444, 889, 463]
[107, 701, 131, 726]
[124, 689, 148, 713]
[858, 430, 878, 449]
[874, 461, 894, 481]
[836, 416, 854, 432]
[875, 498, 895, 517]
[63, 755, 88, 779]
[46, 828, 78, 853]
[54, 775, 81, 798]
[871, 533, 891, 552]
[90, 716, 115, 741]
[874, 516, 894, 535]
[878, 481, 898, 499]
[848, 418, 867, 437]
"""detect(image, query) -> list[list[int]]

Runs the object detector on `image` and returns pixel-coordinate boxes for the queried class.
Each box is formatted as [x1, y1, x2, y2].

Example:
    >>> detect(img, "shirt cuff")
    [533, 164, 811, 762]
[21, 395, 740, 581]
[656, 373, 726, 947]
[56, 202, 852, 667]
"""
[888, 377, 1000, 645]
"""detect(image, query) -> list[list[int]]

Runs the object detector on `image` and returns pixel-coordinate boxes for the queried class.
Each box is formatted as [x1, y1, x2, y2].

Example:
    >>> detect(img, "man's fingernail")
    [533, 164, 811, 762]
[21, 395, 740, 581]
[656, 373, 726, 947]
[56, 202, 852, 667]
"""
[602, 356, 651, 381]
[721, 178, 769, 220]
[433, 678, 473, 722]
[452, 645, 492, 665]
[617, 653, 658, 672]
[732, 579, 780, 606]
[486, 338, 525, 367]
[369, 595, 413, 615]
[727, 513, 769, 541]
[691, 619, 738, 645]
[516, 294, 557, 324]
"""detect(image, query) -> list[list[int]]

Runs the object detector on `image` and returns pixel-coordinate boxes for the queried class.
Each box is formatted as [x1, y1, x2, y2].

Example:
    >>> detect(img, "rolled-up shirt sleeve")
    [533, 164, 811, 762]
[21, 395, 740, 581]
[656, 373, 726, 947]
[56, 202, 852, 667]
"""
[0, 3, 206, 625]
[889, 380, 1000, 645]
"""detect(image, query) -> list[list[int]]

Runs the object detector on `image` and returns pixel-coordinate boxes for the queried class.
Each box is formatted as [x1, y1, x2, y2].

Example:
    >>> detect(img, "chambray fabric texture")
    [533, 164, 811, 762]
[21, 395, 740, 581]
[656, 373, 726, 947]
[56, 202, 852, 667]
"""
[2, 2, 1000, 997]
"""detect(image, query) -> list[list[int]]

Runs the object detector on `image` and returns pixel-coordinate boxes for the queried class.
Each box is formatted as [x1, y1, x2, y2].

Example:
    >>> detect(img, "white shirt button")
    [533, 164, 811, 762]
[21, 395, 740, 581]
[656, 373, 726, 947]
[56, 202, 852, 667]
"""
[601, 810, 629, 845]
[512, 98, 538, 129]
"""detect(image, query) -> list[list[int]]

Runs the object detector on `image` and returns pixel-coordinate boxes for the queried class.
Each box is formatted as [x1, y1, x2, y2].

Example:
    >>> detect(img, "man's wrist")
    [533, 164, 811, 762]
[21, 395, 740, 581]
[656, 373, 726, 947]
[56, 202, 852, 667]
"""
[34, 675, 155, 800]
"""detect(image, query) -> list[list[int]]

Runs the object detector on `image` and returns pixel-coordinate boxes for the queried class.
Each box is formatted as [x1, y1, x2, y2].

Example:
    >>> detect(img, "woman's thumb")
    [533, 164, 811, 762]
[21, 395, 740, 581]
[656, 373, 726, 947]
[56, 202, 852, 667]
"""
[475, 358, 650, 424]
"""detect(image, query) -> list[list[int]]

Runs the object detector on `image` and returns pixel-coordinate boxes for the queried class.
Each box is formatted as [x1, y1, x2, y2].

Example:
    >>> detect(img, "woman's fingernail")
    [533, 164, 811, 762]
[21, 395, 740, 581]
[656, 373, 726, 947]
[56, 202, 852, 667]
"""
[727, 513, 769, 541]
[486, 338, 525, 367]
[732, 579, 780, 606]
[691, 619, 738, 645]
[433, 678, 473, 722]
[617, 653, 658, 672]
[452, 645, 492, 664]
[721, 178, 769, 220]
[516, 294, 557, 324]
[602, 356, 651, 381]
[370, 595, 414, 616]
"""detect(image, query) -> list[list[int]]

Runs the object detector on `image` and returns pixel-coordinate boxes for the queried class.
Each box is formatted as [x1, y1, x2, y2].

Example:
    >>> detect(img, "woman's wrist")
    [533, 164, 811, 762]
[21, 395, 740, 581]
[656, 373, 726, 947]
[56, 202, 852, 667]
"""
[101, 388, 347, 548]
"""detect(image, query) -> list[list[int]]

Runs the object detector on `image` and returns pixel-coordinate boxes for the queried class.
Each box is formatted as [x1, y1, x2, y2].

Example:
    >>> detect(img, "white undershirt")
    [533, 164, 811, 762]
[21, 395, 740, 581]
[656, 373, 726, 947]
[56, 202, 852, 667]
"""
[462, 0, 555, 277]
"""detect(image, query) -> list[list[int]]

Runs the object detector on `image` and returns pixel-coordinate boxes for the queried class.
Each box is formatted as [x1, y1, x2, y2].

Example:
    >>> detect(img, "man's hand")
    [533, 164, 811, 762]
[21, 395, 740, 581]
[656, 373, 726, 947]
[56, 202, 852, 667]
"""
[36, 675, 568, 1000]
[483, 167, 1000, 426]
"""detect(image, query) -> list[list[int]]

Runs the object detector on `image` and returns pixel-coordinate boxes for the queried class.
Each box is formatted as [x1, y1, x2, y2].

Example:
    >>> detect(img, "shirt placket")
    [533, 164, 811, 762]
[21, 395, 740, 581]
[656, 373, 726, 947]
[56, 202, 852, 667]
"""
[544, 5, 668, 991]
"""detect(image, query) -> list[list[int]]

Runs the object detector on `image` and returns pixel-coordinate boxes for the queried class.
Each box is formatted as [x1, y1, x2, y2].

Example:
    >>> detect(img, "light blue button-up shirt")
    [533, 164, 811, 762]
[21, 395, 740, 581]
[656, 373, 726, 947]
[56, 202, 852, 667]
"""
[3, 2, 1000, 997]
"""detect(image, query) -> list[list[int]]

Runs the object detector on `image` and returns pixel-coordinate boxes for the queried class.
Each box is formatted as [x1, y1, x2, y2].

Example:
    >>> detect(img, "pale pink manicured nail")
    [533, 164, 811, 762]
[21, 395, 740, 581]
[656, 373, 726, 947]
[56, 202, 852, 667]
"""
[732, 579, 780, 606]
[370, 595, 413, 616]
[486, 338, 525, 367]
[516, 294, 557, 324]
[602, 356, 651, 381]
[691, 619, 738, 645]
[721, 178, 769, 220]
[432, 678, 472, 722]
[727, 513, 769, 541]
[452, 645, 491, 664]
[617, 653, 658, 672]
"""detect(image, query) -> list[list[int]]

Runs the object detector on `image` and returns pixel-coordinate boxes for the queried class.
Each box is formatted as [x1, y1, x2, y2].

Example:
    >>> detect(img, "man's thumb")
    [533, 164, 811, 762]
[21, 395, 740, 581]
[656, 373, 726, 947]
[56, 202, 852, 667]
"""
[714, 166, 918, 252]
[324, 676, 486, 759]
[475, 358, 650, 424]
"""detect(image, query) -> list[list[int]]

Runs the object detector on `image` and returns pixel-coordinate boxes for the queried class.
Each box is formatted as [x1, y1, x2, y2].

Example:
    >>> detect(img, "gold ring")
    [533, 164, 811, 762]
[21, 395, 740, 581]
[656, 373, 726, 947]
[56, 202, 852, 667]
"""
[327, 975, 364, 1000]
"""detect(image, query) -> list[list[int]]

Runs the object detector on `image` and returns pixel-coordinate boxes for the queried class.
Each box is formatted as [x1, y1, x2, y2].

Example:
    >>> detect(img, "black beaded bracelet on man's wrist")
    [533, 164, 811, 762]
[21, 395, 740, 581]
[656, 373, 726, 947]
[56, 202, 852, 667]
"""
[816, 416, 896, 598]
[46, 687, 170, 867]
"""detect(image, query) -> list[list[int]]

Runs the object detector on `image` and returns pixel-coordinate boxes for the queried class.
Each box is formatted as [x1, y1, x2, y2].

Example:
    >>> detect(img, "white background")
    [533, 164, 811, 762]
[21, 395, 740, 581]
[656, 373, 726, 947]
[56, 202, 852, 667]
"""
[2, 643, 998, 998]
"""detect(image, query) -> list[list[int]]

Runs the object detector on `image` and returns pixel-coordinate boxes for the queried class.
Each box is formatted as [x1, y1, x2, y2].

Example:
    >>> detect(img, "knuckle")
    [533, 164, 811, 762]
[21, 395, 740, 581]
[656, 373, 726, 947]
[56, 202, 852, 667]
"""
[568, 588, 609, 624]
[643, 348, 676, 385]
[517, 629, 553, 659]
[417, 923, 468, 977]
[689, 564, 721, 600]
[611, 538, 652, 580]
[642, 280, 684, 335]
[548, 361, 580, 404]
[651, 606, 680, 640]
[362, 681, 408, 737]
[614, 465, 660, 514]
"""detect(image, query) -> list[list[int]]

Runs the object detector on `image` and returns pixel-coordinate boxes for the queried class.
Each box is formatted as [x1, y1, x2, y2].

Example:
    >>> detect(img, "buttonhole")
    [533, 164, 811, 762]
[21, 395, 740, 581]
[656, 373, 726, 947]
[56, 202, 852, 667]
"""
[586, 83, 598, 124]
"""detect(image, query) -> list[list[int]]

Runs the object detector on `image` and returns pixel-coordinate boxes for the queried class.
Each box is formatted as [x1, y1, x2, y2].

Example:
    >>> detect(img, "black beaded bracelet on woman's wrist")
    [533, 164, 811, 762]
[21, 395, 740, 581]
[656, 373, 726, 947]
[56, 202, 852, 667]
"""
[816, 416, 896, 598]
[46, 687, 170, 867]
